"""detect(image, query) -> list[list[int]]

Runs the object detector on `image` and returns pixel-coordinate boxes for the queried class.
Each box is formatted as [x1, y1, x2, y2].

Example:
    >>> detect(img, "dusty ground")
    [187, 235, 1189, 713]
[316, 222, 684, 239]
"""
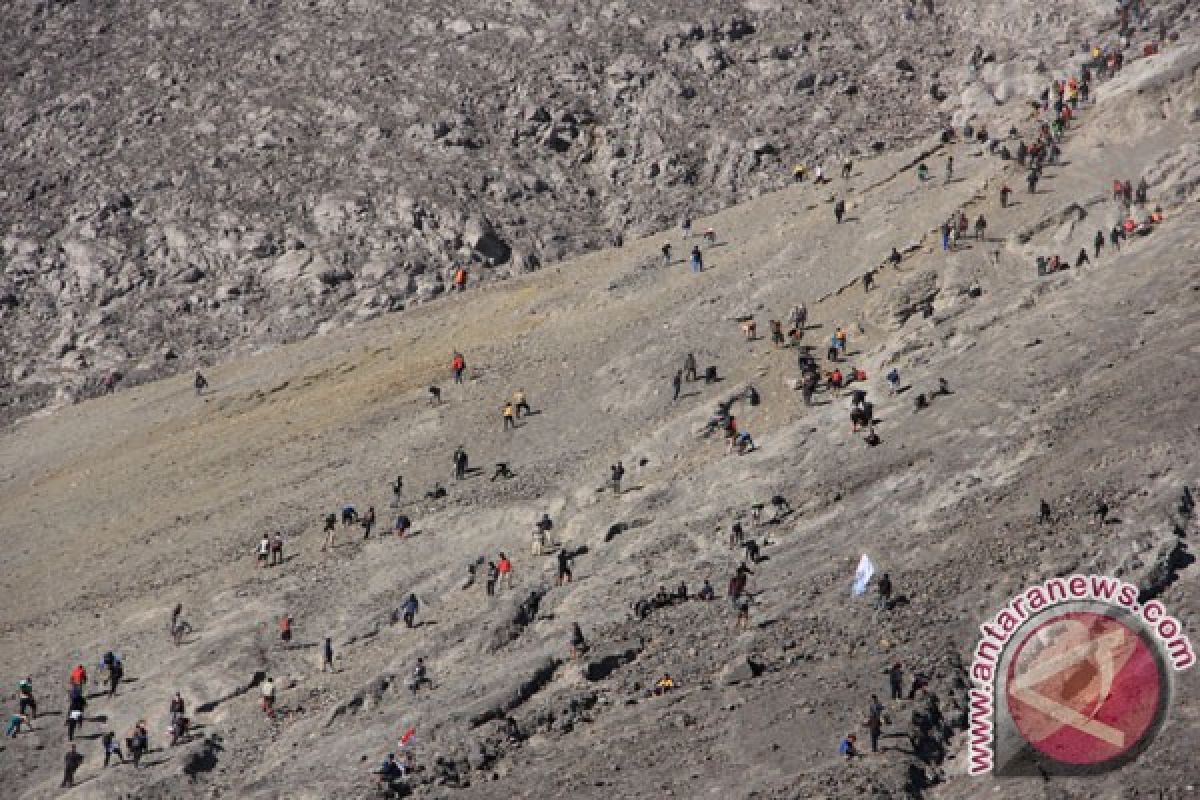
[2, 19, 1200, 800]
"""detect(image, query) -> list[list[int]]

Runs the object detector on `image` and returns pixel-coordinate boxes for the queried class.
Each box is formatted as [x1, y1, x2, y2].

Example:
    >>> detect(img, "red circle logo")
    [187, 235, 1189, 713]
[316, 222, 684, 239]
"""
[1005, 611, 1164, 766]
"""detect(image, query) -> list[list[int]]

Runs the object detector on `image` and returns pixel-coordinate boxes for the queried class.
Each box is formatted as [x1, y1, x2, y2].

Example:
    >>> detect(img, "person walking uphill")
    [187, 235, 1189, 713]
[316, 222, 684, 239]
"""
[609, 462, 625, 494]
[672, 370, 682, 402]
[402, 593, 420, 628]
[683, 352, 698, 382]
[62, 744, 84, 788]
[451, 351, 466, 384]
[690, 246, 703, 273]
[834, 197, 845, 224]
[322, 638, 335, 672]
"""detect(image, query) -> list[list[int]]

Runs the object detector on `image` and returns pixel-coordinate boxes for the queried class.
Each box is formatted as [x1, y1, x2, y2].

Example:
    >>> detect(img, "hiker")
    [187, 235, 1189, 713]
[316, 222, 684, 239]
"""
[863, 425, 881, 447]
[875, 573, 893, 611]
[451, 351, 466, 384]
[789, 303, 807, 331]
[258, 534, 271, 566]
[683, 352, 698, 382]
[453, 446, 469, 480]
[62, 744, 84, 787]
[102, 731, 125, 765]
[1000, 185, 1012, 208]
[862, 270, 874, 292]
[653, 673, 676, 695]
[261, 677, 276, 717]
[570, 623, 588, 659]
[944, 155, 954, 184]
[128, 721, 149, 767]
[1038, 499, 1052, 524]
[690, 246, 703, 273]
[194, 371, 208, 396]
[1076, 249, 1090, 268]
[704, 365, 719, 384]
[69, 663, 87, 690]
[502, 401, 517, 430]
[1094, 230, 1105, 258]
[770, 319, 785, 345]
[839, 734, 858, 758]
[704, 227, 716, 243]
[453, 266, 467, 292]
[485, 561, 498, 596]
[170, 691, 186, 728]
[834, 197, 845, 224]
[171, 611, 190, 646]
[169, 713, 189, 747]
[729, 430, 754, 455]
[742, 539, 761, 563]
[842, 158, 852, 179]
[322, 516, 337, 551]
[361, 507, 376, 539]
[661, 242, 672, 264]
[428, 386, 442, 405]
[280, 614, 292, 642]
[609, 462, 625, 494]
[270, 531, 285, 563]
[513, 389, 531, 417]
[888, 248, 901, 267]
[741, 319, 757, 340]
[1093, 500, 1110, 525]
[497, 553, 514, 590]
[377, 753, 405, 781]
[322, 637, 335, 672]
[66, 708, 83, 741]
[729, 521, 745, 548]
[887, 662, 904, 700]
[393, 513, 412, 536]
[886, 368, 900, 395]
[867, 695, 887, 753]
[17, 677, 36, 719]
[672, 370, 682, 402]
[402, 594, 420, 628]
[491, 462, 514, 481]
[682, 217, 692, 238]
[771, 494, 793, 519]
[916, 162, 928, 182]
[7, 712, 30, 738]
[408, 658, 430, 694]
[341, 505, 358, 527]
[556, 548, 573, 585]
[734, 593, 751, 630]
[698, 579, 715, 601]
[974, 215, 987, 240]
[105, 652, 124, 697]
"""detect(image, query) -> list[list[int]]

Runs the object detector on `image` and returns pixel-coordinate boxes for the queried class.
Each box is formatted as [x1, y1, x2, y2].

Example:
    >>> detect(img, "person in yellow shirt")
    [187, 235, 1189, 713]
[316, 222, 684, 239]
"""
[502, 402, 516, 430]
[513, 389, 530, 418]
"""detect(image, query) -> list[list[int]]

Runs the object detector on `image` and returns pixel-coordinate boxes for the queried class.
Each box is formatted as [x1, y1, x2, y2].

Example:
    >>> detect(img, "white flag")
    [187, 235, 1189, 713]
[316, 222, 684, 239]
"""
[852, 554, 875, 596]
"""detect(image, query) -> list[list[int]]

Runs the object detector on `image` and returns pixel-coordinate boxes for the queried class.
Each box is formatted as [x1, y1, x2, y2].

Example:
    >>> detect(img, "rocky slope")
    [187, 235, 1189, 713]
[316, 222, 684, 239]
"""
[0, 0, 1154, 420]
[2, 8, 1200, 797]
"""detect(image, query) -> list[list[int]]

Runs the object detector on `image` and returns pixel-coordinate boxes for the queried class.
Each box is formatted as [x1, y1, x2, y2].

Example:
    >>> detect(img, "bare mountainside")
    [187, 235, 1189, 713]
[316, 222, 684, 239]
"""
[0, 0, 1151, 419]
[2, 9, 1200, 798]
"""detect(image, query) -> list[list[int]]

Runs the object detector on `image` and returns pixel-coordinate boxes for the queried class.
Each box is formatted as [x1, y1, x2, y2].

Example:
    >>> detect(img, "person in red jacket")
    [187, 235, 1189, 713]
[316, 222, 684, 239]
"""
[451, 352, 466, 384]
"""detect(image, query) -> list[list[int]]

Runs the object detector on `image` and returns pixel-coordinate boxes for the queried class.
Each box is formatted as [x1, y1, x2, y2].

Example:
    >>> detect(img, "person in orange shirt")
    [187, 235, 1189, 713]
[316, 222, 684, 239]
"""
[69, 665, 87, 689]
[453, 267, 467, 291]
